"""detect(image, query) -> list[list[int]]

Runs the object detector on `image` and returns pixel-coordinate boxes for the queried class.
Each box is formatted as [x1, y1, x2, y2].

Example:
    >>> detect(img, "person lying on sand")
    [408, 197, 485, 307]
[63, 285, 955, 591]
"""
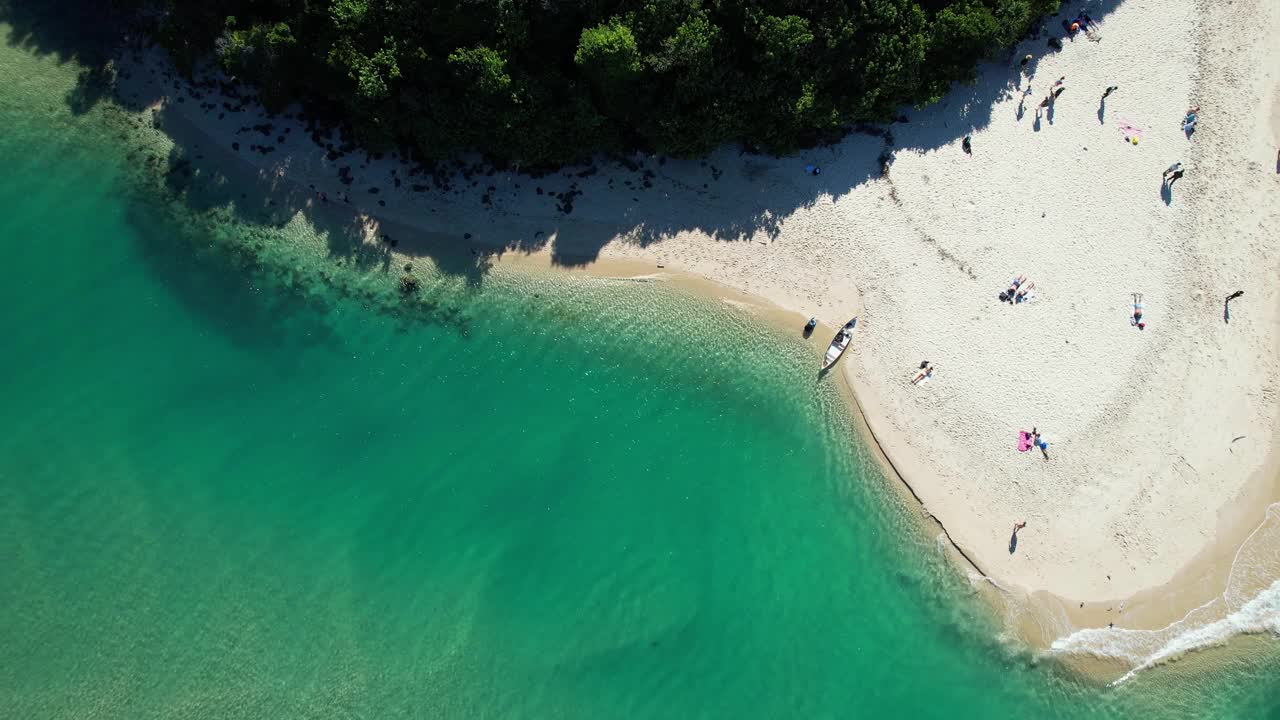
[1000, 276, 1028, 303]
[1131, 293, 1145, 329]
[911, 364, 934, 385]
[1014, 282, 1036, 303]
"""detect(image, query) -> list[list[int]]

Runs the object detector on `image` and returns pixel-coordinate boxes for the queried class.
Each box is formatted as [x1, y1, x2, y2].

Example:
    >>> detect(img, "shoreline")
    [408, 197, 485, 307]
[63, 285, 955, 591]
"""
[105, 0, 1280, 677]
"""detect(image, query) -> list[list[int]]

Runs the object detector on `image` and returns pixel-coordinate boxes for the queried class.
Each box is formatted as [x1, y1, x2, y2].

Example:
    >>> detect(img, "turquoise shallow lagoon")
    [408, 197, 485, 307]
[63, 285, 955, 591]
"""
[0, 23, 1278, 720]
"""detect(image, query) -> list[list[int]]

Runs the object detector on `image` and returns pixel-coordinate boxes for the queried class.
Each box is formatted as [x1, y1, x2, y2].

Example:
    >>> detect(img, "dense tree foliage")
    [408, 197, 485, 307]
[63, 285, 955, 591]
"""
[138, 0, 1061, 166]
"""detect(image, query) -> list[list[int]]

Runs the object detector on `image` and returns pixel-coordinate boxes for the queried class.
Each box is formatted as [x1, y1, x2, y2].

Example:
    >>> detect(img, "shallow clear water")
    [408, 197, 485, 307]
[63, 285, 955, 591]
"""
[0, 24, 1278, 720]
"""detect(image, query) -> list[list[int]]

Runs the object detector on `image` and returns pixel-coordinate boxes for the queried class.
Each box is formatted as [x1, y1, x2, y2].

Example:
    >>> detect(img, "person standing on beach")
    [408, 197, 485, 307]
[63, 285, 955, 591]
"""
[1102, 85, 1118, 99]
[1031, 430, 1049, 461]
[1224, 290, 1244, 323]
[1163, 162, 1183, 182]
[1009, 521, 1027, 554]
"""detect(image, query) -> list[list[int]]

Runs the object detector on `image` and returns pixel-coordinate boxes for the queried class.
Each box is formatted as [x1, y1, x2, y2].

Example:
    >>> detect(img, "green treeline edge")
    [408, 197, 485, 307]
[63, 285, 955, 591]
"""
[139, 0, 1062, 167]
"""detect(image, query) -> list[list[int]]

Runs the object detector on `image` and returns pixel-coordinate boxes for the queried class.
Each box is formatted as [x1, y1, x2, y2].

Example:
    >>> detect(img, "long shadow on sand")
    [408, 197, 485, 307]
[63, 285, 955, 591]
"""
[4, 0, 1129, 285]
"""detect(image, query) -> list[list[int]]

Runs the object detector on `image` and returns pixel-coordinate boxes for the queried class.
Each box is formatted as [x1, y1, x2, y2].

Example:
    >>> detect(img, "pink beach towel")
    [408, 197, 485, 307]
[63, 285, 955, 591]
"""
[1117, 119, 1143, 141]
[1017, 431, 1032, 452]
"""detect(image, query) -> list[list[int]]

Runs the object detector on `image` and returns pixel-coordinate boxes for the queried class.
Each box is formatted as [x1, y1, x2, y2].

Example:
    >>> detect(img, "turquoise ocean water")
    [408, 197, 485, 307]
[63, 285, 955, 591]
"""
[0, 26, 1277, 720]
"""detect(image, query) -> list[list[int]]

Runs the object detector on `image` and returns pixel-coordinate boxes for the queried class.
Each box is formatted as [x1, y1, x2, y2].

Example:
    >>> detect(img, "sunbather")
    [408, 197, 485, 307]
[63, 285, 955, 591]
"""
[1001, 275, 1028, 303]
[911, 364, 934, 385]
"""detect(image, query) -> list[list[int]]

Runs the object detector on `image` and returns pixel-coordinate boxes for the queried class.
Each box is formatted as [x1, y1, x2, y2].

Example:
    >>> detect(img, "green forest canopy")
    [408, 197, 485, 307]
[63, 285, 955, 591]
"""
[143, 0, 1062, 167]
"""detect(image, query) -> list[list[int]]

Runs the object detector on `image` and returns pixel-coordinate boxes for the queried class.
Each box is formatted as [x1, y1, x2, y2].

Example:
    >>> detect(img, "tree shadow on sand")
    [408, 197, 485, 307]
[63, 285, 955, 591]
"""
[7, 0, 1129, 287]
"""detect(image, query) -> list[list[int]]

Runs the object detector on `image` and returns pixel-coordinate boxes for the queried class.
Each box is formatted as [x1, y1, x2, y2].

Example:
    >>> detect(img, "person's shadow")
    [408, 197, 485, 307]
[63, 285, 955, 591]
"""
[1160, 181, 1172, 205]
[1097, 97, 1106, 124]
[1033, 112, 1042, 132]
[1009, 530, 1020, 554]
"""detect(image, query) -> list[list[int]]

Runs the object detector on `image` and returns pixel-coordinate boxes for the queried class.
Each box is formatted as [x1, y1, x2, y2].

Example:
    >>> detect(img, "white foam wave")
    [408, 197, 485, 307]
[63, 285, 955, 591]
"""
[1049, 503, 1280, 681]
[1109, 579, 1280, 685]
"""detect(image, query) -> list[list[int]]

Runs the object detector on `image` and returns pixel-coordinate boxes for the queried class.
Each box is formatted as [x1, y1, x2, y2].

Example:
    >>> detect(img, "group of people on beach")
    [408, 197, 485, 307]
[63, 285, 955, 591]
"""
[1064, 9, 1098, 39]
[1163, 162, 1186, 186]
[998, 275, 1034, 304]
[1037, 76, 1067, 115]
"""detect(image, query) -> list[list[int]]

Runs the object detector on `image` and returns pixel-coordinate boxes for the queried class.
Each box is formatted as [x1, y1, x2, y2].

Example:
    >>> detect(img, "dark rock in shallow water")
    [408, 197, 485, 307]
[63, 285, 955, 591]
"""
[378, 200, 385, 206]
[231, 142, 239, 151]
[368, 187, 379, 194]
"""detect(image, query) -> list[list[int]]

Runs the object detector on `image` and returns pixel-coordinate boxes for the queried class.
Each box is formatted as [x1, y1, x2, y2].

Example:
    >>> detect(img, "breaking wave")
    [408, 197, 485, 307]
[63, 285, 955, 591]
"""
[1049, 503, 1280, 683]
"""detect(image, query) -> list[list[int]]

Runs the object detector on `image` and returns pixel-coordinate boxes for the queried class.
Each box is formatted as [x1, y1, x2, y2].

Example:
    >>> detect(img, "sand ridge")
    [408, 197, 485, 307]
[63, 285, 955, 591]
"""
[110, 0, 1280, 634]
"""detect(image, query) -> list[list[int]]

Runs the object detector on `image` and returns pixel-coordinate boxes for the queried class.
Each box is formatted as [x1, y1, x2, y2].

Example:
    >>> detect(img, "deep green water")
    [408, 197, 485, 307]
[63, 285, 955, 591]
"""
[1, 30, 1278, 720]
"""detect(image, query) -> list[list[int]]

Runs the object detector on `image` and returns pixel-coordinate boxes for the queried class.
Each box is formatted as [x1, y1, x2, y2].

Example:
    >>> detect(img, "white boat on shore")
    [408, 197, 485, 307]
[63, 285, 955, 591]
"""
[821, 318, 857, 371]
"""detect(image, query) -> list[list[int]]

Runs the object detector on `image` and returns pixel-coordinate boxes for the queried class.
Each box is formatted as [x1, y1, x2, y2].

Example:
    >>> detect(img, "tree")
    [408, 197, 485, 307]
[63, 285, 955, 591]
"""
[137, 0, 1067, 167]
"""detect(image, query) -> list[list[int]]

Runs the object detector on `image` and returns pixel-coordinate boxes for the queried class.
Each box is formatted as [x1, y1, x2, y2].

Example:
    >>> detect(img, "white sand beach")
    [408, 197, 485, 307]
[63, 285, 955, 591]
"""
[113, 0, 1280, 646]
